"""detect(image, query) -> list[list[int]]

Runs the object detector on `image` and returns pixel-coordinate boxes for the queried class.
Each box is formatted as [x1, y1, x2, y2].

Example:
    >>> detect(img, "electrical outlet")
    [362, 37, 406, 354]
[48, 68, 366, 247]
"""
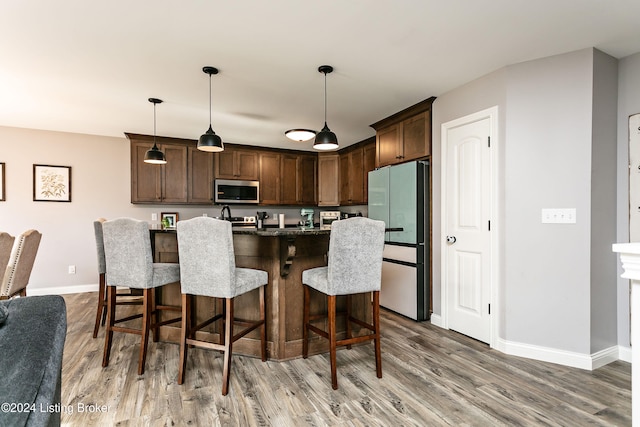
[68, 265, 76, 274]
[151, 213, 158, 221]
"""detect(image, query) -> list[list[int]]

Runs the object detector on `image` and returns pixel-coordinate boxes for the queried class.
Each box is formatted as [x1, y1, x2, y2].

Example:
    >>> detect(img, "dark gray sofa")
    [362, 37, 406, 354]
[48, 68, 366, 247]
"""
[0, 295, 67, 427]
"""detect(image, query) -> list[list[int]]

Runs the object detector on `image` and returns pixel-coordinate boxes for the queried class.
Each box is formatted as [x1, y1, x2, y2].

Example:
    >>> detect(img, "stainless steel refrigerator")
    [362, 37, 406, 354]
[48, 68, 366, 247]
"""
[368, 160, 429, 321]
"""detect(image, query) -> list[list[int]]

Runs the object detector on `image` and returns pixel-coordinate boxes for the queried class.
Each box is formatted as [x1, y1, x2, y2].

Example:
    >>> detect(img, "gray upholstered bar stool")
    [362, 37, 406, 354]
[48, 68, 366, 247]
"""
[176, 217, 267, 396]
[302, 217, 385, 389]
[101, 218, 181, 375]
[92, 218, 142, 338]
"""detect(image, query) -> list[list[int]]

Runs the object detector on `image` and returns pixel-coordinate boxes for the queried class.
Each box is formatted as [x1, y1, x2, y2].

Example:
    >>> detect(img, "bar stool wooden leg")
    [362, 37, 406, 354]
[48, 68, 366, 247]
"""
[138, 289, 152, 375]
[102, 285, 116, 367]
[178, 293, 190, 385]
[328, 295, 338, 390]
[302, 285, 310, 359]
[93, 273, 106, 338]
[259, 285, 267, 362]
[219, 298, 226, 350]
[346, 294, 353, 350]
[152, 287, 160, 343]
[373, 290, 382, 378]
[221, 298, 234, 396]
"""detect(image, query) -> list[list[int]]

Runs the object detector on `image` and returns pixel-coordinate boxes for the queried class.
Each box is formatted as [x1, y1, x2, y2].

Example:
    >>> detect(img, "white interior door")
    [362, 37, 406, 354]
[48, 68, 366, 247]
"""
[444, 114, 493, 344]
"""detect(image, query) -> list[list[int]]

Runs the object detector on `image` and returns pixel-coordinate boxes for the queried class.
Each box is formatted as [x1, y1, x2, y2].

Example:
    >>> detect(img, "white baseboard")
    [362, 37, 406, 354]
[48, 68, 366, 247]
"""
[496, 337, 622, 370]
[618, 345, 632, 363]
[28, 284, 99, 296]
[591, 346, 622, 369]
[429, 313, 444, 328]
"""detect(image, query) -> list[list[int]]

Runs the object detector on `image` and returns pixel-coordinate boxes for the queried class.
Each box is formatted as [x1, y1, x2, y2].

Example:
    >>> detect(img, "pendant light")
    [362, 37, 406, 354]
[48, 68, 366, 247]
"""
[197, 66, 224, 152]
[313, 65, 339, 151]
[285, 128, 316, 142]
[144, 98, 167, 164]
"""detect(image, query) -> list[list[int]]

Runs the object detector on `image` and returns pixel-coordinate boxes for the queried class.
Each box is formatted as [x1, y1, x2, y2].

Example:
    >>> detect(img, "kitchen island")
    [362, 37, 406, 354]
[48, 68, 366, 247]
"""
[150, 226, 372, 361]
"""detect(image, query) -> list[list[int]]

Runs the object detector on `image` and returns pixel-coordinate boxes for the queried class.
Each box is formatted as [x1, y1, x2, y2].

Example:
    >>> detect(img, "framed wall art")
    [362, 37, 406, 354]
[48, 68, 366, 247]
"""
[33, 164, 72, 202]
[0, 162, 5, 201]
[161, 212, 178, 229]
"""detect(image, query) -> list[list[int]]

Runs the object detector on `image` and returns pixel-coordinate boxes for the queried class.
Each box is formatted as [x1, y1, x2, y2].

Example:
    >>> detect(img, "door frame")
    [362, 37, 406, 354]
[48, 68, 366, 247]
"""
[440, 106, 500, 348]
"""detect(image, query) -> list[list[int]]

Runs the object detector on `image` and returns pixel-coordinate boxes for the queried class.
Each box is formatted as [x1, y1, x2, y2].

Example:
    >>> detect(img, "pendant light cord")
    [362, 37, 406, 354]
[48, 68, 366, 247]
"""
[323, 71, 327, 124]
[153, 101, 157, 146]
[209, 73, 212, 126]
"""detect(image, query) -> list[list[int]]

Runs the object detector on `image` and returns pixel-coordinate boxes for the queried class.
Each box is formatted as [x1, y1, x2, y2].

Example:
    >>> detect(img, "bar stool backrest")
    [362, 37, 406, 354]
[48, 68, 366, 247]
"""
[1, 229, 42, 298]
[177, 217, 237, 298]
[0, 232, 15, 285]
[327, 217, 385, 295]
[93, 218, 107, 275]
[103, 218, 154, 289]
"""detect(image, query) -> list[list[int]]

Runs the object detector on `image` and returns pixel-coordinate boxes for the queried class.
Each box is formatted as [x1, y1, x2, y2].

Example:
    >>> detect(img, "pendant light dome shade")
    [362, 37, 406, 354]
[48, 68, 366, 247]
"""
[144, 98, 167, 164]
[198, 125, 223, 152]
[313, 123, 339, 150]
[198, 66, 224, 152]
[313, 65, 339, 151]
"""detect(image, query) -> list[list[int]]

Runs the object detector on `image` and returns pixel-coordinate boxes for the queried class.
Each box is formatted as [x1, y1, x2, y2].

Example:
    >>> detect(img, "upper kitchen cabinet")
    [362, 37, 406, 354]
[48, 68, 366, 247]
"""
[262, 151, 316, 206]
[259, 151, 281, 205]
[318, 153, 339, 206]
[298, 154, 317, 205]
[129, 134, 189, 204]
[339, 137, 376, 206]
[214, 144, 259, 180]
[282, 153, 317, 205]
[187, 145, 214, 203]
[370, 97, 436, 167]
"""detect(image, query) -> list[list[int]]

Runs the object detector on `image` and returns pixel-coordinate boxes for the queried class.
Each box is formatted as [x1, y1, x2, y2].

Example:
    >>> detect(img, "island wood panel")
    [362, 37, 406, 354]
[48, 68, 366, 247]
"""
[151, 231, 371, 361]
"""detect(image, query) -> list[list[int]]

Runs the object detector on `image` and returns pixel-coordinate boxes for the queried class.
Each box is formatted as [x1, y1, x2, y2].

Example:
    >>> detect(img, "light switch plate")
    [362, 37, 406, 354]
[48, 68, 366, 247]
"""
[541, 208, 576, 224]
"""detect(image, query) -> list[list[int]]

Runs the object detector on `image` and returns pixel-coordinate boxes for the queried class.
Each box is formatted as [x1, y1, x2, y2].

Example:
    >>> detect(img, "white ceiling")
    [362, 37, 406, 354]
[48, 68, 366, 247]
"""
[2, 1, 640, 151]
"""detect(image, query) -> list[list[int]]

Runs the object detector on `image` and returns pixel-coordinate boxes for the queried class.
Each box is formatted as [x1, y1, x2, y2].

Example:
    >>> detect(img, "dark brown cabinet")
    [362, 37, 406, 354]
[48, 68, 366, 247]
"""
[259, 152, 281, 204]
[188, 146, 214, 203]
[129, 135, 189, 204]
[214, 146, 259, 180]
[339, 137, 376, 206]
[340, 149, 364, 205]
[298, 154, 317, 205]
[318, 153, 339, 206]
[371, 97, 435, 167]
[363, 141, 376, 204]
[129, 133, 215, 205]
[260, 152, 316, 206]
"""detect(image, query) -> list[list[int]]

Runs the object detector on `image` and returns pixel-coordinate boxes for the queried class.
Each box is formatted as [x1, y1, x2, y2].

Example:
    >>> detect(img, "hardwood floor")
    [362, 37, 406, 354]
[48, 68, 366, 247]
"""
[60, 292, 631, 426]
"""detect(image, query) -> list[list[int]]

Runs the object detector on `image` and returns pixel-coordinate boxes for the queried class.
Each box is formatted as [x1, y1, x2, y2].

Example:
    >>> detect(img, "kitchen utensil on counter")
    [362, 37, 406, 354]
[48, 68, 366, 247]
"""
[256, 211, 268, 229]
[299, 208, 314, 229]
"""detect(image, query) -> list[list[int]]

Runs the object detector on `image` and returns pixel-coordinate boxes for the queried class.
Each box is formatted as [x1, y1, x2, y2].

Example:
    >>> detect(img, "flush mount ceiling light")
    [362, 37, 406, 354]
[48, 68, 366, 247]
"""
[144, 98, 167, 164]
[313, 65, 339, 151]
[285, 128, 316, 142]
[197, 66, 224, 152]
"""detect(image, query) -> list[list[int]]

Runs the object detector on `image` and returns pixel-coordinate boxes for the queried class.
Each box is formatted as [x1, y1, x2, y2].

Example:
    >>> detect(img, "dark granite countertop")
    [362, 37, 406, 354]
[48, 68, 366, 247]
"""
[150, 225, 330, 237]
[232, 227, 330, 236]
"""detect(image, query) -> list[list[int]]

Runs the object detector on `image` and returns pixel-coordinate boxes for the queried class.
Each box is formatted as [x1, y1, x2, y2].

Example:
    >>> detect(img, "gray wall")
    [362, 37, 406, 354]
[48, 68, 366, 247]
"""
[590, 49, 619, 353]
[616, 51, 640, 349]
[433, 48, 621, 355]
[504, 49, 594, 354]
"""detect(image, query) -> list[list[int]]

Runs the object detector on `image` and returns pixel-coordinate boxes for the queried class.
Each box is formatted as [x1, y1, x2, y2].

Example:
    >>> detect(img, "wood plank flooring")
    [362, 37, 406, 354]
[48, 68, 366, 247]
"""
[60, 292, 631, 426]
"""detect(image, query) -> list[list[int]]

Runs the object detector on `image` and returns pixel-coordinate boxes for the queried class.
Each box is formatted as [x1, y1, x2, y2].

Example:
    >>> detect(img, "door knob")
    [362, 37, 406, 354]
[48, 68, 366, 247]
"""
[446, 236, 457, 244]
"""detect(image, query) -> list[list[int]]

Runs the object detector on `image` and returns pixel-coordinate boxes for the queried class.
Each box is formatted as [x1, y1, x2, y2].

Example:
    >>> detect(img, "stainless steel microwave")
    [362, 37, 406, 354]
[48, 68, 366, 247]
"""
[214, 179, 260, 204]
